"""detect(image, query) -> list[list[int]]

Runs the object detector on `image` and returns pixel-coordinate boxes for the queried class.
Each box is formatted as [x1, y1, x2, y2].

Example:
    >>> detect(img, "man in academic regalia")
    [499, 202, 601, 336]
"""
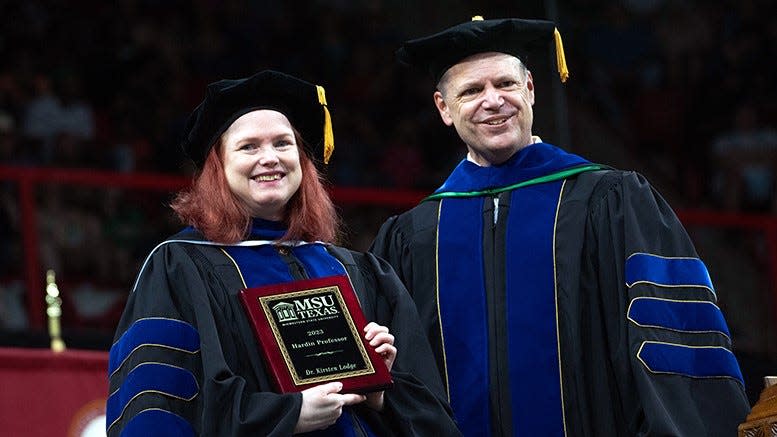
[370, 17, 751, 436]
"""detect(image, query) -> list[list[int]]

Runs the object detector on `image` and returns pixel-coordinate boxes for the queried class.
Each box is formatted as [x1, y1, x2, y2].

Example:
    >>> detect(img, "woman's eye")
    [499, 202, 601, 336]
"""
[275, 140, 294, 148]
[239, 143, 256, 151]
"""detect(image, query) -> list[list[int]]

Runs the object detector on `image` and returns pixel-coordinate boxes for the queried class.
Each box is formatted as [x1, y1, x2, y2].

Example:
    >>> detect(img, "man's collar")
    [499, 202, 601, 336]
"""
[465, 135, 543, 166]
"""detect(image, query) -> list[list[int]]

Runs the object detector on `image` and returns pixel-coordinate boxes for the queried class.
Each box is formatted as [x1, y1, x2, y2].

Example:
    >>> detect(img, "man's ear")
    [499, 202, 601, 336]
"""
[526, 71, 535, 106]
[433, 91, 454, 126]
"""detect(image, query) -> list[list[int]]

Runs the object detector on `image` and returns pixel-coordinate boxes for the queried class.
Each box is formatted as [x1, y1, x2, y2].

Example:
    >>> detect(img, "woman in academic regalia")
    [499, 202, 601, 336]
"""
[106, 70, 460, 436]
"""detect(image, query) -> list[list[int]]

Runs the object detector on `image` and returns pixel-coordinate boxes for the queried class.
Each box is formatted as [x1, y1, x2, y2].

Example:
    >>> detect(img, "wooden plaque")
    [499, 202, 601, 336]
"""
[239, 275, 393, 394]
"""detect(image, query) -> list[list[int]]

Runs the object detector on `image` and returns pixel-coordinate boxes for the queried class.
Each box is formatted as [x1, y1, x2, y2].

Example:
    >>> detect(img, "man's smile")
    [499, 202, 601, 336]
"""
[480, 114, 513, 126]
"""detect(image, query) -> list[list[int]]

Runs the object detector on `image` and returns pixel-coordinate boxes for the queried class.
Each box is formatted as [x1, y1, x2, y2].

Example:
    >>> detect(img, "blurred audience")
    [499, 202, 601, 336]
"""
[572, 0, 775, 208]
[0, 1, 775, 363]
[712, 102, 777, 212]
[2, 0, 770, 199]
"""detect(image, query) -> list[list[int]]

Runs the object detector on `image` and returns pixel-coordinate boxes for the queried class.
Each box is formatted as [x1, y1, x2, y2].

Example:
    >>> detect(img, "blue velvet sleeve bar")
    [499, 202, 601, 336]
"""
[121, 409, 195, 437]
[109, 318, 200, 375]
[625, 253, 714, 295]
[627, 298, 730, 337]
[637, 342, 744, 384]
[107, 363, 199, 429]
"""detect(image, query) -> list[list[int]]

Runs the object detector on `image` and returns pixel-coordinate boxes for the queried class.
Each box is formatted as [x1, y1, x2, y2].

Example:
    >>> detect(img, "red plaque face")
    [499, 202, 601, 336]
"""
[240, 275, 393, 394]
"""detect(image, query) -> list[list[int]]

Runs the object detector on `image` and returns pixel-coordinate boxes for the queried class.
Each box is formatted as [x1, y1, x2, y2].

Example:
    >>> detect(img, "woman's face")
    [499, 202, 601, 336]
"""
[221, 110, 302, 221]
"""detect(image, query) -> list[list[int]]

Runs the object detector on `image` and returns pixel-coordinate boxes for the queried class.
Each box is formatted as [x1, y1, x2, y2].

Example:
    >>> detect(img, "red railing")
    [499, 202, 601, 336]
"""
[0, 165, 428, 328]
[2, 165, 777, 331]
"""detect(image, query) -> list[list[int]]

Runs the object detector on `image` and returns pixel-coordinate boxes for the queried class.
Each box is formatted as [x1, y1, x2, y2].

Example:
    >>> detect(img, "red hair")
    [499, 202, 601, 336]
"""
[171, 135, 340, 244]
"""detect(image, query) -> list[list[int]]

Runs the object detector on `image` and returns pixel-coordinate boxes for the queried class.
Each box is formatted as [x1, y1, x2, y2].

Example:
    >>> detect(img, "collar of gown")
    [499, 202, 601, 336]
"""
[248, 218, 287, 240]
[433, 142, 591, 195]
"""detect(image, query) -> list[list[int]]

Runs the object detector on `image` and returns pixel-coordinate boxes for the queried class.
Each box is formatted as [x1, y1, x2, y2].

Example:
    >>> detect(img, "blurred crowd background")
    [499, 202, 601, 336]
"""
[1, 0, 776, 402]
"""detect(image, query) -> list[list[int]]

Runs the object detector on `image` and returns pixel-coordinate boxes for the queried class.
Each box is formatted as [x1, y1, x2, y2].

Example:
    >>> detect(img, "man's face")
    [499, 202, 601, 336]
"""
[434, 52, 535, 166]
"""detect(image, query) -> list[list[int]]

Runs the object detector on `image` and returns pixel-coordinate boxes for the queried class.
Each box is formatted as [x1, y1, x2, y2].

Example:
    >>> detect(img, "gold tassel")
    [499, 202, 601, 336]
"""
[316, 85, 334, 164]
[554, 28, 570, 83]
[472, 15, 484, 21]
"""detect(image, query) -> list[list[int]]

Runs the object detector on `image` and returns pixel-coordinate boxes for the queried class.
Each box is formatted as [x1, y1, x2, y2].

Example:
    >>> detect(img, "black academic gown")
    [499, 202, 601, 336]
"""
[371, 143, 751, 437]
[107, 225, 460, 437]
